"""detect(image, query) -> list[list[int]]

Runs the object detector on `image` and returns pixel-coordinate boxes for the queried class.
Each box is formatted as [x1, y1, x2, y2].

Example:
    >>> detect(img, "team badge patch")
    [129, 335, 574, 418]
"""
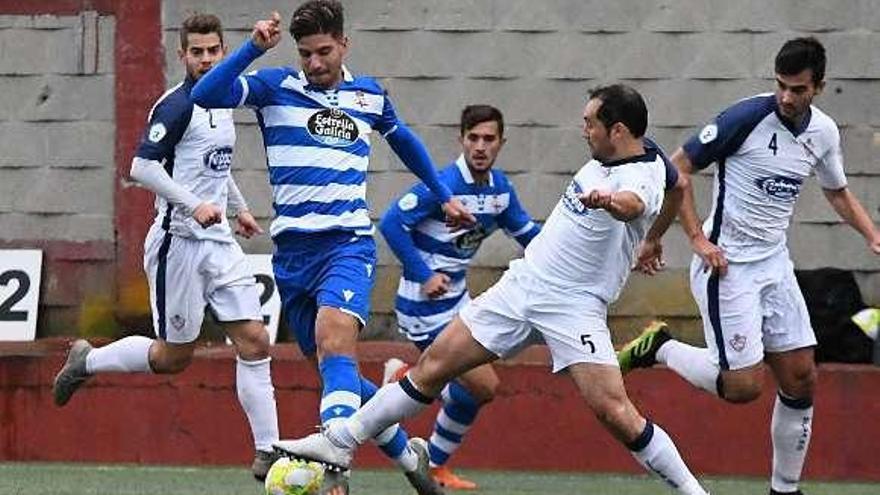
[307, 108, 359, 147]
[698, 124, 718, 144]
[148, 123, 167, 143]
[729, 333, 747, 352]
[170, 314, 186, 330]
[398, 193, 418, 211]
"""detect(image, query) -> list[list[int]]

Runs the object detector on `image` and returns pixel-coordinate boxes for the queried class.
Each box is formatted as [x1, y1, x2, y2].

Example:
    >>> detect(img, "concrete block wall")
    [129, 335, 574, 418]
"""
[158, 0, 880, 343]
[3, 2, 878, 340]
[0, 12, 117, 336]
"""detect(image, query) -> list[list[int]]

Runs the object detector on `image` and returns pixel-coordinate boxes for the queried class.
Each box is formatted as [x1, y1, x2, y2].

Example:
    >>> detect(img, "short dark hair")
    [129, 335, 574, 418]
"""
[180, 13, 223, 49]
[289, 0, 345, 41]
[775, 37, 826, 85]
[460, 105, 505, 137]
[587, 84, 648, 138]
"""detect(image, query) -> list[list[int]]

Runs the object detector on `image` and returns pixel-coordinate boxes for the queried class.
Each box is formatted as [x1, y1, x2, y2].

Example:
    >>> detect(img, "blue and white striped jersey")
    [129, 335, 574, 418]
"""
[683, 94, 847, 262]
[134, 78, 236, 242]
[381, 155, 539, 340]
[235, 64, 399, 237]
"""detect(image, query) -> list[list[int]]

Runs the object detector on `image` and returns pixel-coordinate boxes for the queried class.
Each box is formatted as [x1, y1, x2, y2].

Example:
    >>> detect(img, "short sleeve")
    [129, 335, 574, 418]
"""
[682, 95, 775, 170]
[134, 92, 192, 162]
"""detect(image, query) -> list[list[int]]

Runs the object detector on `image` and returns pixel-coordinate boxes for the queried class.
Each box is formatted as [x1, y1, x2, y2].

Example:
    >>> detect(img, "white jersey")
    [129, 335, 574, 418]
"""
[135, 78, 237, 242]
[523, 148, 668, 303]
[682, 94, 847, 262]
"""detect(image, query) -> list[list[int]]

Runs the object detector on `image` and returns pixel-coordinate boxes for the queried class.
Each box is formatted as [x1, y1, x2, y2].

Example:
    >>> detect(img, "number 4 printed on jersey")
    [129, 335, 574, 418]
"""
[0, 250, 42, 341]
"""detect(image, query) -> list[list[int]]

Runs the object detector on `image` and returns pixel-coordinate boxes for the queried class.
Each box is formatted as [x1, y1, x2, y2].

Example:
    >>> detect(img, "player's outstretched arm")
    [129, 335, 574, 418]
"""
[672, 147, 728, 276]
[385, 124, 475, 229]
[191, 13, 280, 109]
[823, 187, 880, 254]
[578, 189, 644, 222]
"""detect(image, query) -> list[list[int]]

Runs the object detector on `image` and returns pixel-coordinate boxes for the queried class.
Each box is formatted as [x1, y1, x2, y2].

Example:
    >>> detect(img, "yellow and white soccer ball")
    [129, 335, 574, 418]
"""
[264, 457, 325, 495]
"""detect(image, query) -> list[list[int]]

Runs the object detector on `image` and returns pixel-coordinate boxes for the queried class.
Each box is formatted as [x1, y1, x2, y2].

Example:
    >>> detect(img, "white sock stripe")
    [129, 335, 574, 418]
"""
[372, 424, 399, 445]
[440, 384, 453, 403]
[429, 432, 459, 454]
[320, 391, 361, 413]
[436, 410, 471, 435]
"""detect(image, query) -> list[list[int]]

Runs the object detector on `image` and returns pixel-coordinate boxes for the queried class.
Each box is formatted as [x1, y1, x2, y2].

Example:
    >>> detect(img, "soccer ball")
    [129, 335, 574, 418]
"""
[264, 457, 325, 495]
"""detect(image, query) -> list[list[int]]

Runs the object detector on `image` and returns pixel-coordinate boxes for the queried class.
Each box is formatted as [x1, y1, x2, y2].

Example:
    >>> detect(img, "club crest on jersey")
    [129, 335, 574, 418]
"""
[203, 146, 233, 172]
[698, 124, 718, 144]
[148, 123, 167, 143]
[756, 175, 802, 201]
[307, 108, 359, 147]
[729, 333, 747, 352]
[561, 180, 589, 216]
[455, 224, 489, 253]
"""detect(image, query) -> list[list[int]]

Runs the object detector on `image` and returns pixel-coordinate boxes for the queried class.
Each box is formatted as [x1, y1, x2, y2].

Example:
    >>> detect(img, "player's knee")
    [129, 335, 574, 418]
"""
[781, 365, 817, 399]
[721, 380, 763, 403]
[150, 351, 193, 374]
[468, 375, 499, 405]
[315, 311, 359, 357]
[232, 322, 270, 360]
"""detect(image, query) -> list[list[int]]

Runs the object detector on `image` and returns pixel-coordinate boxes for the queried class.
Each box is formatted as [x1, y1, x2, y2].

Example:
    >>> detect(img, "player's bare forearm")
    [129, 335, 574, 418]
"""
[671, 148, 705, 242]
[823, 187, 880, 245]
[578, 190, 643, 222]
[646, 173, 686, 242]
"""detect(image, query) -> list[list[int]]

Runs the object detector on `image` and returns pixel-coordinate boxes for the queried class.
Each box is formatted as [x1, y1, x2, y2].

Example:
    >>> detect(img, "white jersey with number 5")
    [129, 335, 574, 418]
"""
[523, 147, 669, 303]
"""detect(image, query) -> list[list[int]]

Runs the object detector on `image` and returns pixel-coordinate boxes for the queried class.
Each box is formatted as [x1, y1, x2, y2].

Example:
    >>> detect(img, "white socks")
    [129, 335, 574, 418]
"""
[771, 393, 813, 493]
[330, 377, 433, 449]
[85, 336, 154, 374]
[236, 356, 280, 452]
[657, 341, 720, 396]
[628, 421, 709, 495]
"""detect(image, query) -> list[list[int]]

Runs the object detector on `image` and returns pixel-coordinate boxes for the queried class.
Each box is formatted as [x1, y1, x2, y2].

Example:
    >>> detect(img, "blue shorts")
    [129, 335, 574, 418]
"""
[273, 231, 377, 356]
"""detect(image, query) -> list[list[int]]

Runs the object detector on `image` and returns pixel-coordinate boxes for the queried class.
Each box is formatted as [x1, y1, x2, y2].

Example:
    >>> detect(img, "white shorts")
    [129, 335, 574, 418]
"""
[689, 250, 815, 371]
[144, 225, 261, 344]
[459, 260, 618, 372]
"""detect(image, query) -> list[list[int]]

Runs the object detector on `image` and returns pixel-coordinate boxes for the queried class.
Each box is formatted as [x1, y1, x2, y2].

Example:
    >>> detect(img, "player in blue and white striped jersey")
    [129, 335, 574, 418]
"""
[192, 2, 471, 493]
[380, 105, 539, 489]
[618, 37, 880, 495]
[52, 14, 279, 481]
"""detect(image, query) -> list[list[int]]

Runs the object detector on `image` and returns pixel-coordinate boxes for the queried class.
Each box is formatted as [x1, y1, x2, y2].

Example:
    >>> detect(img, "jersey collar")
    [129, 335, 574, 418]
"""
[774, 106, 812, 137]
[599, 148, 658, 168]
[455, 154, 494, 187]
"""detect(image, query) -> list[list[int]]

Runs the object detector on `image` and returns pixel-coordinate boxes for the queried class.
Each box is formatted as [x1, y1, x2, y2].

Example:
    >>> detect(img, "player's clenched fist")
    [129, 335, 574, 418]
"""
[192, 202, 223, 228]
[578, 189, 614, 209]
[252, 12, 282, 51]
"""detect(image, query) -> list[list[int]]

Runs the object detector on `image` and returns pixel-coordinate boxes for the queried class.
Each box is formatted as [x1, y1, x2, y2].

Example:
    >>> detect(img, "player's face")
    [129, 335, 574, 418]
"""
[296, 33, 348, 89]
[775, 69, 823, 123]
[582, 98, 615, 161]
[460, 120, 505, 175]
[179, 32, 225, 81]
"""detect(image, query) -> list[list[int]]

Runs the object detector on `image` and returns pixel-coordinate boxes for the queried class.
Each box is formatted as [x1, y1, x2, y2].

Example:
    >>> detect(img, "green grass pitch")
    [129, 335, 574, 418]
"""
[1, 463, 877, 494]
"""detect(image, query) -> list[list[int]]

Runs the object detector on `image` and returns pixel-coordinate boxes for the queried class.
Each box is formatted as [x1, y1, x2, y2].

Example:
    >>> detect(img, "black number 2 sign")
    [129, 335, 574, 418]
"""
[0, 270, 30, 322]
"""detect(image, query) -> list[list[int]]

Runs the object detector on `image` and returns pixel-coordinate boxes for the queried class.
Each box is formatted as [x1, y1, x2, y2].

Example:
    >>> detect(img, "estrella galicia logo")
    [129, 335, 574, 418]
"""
[307, 108, 359, 147]
[203, 146, 233, 172]
[756, 175, 802, 201]
[455, 224, 489, 254]
[561, 179, 589, 215]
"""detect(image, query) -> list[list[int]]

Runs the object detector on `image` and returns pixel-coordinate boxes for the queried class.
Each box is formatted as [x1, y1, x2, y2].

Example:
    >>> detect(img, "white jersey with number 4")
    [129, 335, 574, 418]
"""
[523, 148, 668, 304]
[682, 94, 847, 262]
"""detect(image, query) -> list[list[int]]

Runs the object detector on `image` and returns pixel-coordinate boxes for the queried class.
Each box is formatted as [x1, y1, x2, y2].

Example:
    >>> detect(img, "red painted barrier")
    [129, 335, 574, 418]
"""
[1, 339, 878, 481]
